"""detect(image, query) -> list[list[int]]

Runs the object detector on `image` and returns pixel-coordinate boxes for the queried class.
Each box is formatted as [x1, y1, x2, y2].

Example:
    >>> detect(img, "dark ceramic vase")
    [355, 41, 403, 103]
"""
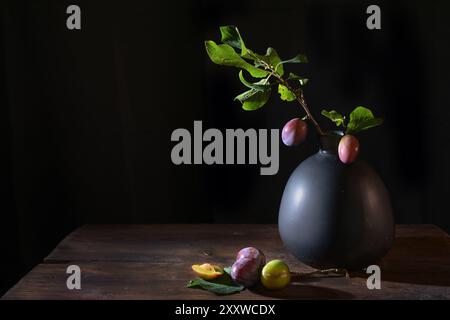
[278, 131, 394, 270]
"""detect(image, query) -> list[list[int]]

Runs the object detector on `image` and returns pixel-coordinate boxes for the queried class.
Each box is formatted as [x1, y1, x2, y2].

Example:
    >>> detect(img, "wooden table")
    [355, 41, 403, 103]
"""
[2, 224, 450, 300]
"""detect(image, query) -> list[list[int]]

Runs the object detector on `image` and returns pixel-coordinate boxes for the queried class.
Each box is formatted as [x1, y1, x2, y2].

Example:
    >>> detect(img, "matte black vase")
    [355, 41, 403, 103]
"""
[278, 131, 394, 270]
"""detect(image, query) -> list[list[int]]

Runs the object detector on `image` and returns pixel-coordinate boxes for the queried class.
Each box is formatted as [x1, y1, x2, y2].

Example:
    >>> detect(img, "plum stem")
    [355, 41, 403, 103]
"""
[292, 268, 349, 278]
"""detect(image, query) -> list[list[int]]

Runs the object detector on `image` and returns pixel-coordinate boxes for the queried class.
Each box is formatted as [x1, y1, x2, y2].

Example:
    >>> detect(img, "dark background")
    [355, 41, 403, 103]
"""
[1, 0, 450, 295]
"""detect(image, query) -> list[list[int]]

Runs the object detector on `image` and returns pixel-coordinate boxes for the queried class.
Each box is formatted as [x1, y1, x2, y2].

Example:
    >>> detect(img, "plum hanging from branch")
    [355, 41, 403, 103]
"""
[205, 26, 384, 163]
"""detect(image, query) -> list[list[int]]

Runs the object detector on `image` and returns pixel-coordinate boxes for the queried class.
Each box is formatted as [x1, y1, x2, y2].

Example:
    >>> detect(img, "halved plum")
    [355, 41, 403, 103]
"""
[191, 263, 224, 280]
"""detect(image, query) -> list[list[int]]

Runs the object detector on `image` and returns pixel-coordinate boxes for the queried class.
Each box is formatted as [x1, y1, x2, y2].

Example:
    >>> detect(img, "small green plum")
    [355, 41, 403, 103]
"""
[261, 259, 291, 290]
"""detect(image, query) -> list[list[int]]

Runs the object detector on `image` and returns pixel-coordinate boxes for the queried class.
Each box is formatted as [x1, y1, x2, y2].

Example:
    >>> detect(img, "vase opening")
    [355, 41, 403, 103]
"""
[319, 131, 344, 154]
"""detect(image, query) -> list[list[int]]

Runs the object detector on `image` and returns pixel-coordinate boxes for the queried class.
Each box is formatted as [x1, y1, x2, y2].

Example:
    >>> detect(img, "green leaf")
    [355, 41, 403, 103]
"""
[238, 71, 271, 91]
[187, 278, 244, 295]
[187, 267, 244, 295]
[250, 48, 284, 76]
[220, 25, 248, 57]
[287, 72, 309, 86]
[346, 106, 383, 134]
[278, 84, 296, 102]
[275, 54, 308, 70]
[321, 109, 346, 127]
[234, 89, 259, 102]
[273, 54, 308, 78]
[265, 48, 284, 76]
[224, 267, 232, 275]
[235, 88, 271, 111]
[204, 41, 269, 78]
[218, 26, 265, 64]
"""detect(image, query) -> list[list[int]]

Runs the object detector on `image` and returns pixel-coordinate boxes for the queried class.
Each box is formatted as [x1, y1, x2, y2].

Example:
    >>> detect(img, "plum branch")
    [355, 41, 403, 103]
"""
[204, 25, 383, 142]
[257, 59, 324, 136]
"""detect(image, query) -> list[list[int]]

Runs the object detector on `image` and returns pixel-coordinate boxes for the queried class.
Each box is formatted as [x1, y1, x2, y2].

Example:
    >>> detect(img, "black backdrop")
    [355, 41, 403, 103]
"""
[1, 0, 450, 294]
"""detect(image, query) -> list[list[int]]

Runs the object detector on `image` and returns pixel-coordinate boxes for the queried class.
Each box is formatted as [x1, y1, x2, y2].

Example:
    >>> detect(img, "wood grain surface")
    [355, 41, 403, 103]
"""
[3, 224, 450, 299]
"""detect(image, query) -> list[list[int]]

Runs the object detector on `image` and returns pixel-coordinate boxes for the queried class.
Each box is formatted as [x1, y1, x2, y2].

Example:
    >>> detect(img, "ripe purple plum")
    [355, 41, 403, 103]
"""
[338, 134, 360, 164]
[236, 247, 266, 266]
[281, 118, 308, 146]
[231, 257, 262, 287]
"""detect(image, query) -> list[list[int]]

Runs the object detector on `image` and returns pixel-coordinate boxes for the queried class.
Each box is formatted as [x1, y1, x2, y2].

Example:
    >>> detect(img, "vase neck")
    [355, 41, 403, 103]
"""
[319, 131, 344, 155]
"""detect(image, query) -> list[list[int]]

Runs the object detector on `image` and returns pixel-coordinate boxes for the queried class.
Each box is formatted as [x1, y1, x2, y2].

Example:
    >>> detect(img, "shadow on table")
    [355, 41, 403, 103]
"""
[350, 268, 450, 287]
[249, 274, 353, 299]
[350, 237, 450, 287]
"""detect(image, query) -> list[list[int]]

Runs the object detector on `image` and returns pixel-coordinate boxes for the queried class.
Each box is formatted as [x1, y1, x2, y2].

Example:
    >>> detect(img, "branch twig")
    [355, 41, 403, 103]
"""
[260, 60, 324, 136]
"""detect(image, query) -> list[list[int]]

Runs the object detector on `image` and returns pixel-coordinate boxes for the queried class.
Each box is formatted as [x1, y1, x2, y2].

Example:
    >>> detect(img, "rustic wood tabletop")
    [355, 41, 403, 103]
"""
[2, 224, 450, 300]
